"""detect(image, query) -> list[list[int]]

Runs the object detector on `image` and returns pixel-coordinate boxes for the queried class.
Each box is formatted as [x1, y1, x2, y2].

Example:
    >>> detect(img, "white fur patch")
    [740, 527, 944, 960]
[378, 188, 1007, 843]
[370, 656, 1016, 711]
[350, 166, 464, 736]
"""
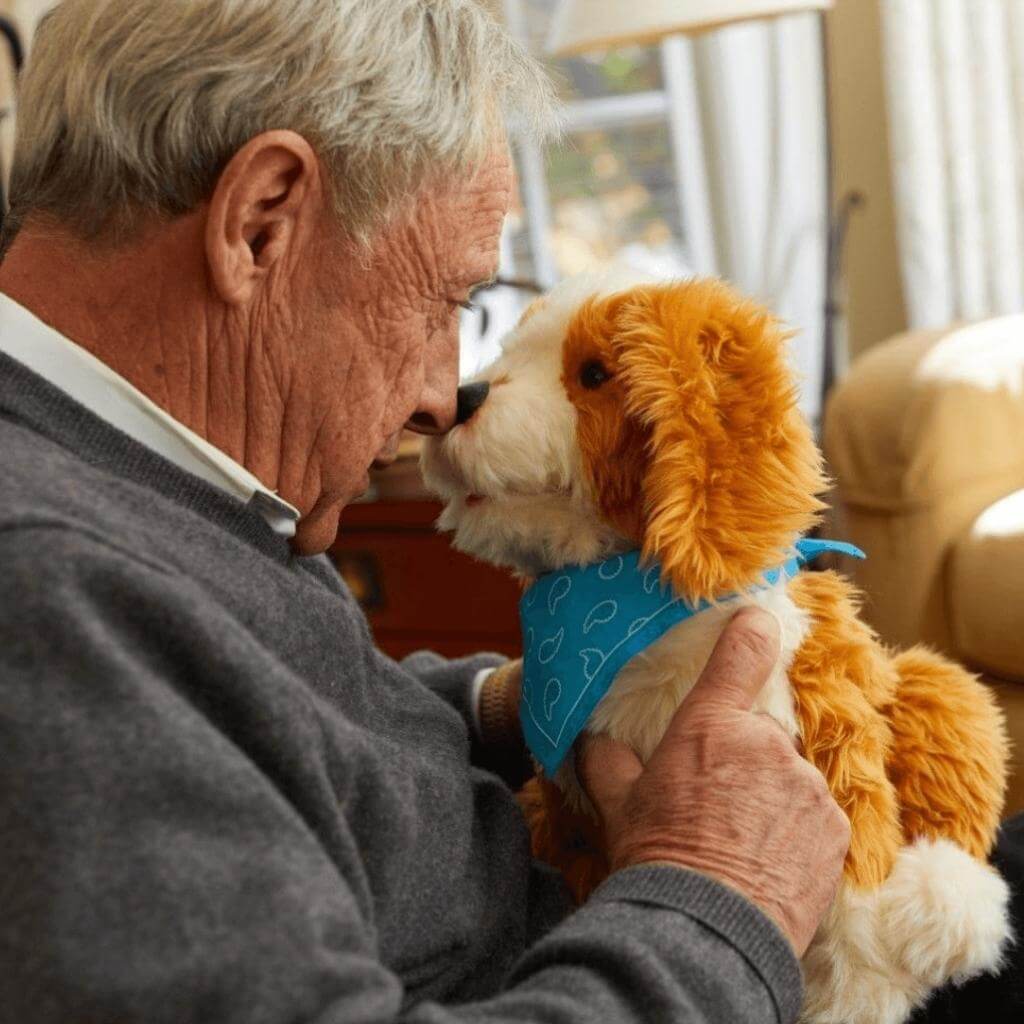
[801, 838, 1012, 1024]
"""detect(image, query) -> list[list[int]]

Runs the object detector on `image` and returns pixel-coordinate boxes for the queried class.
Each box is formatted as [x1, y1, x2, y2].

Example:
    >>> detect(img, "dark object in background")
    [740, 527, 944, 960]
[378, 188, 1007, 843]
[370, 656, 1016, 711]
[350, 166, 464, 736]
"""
[330, 500, 521, 660]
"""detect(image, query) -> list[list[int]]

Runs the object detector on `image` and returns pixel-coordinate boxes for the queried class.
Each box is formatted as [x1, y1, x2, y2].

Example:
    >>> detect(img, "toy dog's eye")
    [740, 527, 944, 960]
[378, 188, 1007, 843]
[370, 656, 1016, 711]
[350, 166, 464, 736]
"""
[579, 359, 610, 390]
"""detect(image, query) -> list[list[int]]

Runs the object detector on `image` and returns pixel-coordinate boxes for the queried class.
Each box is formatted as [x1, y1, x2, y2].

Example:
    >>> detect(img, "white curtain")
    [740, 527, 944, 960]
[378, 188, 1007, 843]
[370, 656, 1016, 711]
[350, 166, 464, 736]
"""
[672, 15, 829, 419]
[881, 0, 1024, 329]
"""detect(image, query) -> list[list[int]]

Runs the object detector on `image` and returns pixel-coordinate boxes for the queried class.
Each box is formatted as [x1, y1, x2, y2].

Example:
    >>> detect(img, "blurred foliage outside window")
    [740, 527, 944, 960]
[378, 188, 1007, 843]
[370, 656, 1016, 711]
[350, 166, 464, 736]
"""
[535, 123, 684, 277]
[506, 0, 689, 281]
[460, 1, 691, 373]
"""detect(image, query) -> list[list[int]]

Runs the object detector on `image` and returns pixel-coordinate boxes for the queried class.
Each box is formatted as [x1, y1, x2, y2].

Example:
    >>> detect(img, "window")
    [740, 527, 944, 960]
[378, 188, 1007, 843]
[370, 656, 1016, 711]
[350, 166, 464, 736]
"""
[463, 3, 829, 424]
[461, 0, 706, 375]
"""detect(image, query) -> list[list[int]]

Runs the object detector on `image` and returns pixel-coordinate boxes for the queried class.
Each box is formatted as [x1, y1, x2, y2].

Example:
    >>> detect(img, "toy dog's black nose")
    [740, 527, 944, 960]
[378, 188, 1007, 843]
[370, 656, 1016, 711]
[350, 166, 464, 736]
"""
[455, 382, 490, 425]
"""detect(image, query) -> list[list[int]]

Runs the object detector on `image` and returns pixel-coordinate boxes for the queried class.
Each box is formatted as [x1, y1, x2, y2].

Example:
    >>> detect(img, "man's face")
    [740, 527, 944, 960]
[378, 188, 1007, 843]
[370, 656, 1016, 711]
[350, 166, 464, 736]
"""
[280, 149, 512, 553]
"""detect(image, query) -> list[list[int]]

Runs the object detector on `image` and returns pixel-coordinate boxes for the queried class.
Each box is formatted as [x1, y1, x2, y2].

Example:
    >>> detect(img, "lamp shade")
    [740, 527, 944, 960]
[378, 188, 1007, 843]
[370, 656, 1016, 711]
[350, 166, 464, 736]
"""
[548, 0, 833, 56]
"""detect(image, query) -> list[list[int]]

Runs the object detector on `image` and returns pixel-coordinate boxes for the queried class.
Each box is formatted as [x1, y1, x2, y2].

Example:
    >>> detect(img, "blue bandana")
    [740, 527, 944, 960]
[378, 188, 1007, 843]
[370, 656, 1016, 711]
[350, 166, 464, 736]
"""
[518, 538, 865, 776]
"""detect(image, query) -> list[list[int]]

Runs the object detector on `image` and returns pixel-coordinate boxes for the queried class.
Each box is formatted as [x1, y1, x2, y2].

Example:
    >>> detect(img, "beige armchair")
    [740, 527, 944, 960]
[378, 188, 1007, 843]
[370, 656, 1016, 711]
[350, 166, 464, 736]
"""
[824, 317, 1024, 816]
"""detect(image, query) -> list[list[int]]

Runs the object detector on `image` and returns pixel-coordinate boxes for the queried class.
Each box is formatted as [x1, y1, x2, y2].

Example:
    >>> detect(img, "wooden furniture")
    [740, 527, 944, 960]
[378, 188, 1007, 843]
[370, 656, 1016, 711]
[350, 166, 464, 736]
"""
[330, 499, 522, 660]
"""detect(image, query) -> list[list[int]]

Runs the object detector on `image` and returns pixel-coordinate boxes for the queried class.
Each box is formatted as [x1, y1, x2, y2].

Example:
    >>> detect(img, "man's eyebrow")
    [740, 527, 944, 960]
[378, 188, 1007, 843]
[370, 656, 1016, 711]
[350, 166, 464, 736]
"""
[469, 272, 498, 296]
[448, 273, 499, 308]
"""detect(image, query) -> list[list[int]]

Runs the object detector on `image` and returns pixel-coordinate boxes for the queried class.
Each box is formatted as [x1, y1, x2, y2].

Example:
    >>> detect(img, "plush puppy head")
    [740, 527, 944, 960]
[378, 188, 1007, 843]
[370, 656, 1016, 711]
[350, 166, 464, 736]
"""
[421, 272, 827, 602]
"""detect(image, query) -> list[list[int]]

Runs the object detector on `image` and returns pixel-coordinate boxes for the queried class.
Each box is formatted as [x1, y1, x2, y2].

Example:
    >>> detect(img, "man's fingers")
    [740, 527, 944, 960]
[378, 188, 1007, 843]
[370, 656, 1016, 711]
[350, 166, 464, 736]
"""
[576, 733, 642, 828]
[677, 607, 781, 717]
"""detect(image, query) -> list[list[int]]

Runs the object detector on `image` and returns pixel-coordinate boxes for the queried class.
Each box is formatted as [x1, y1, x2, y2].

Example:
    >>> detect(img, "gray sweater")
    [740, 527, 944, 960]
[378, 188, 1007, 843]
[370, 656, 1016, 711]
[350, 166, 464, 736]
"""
[0, 349, 802, 1023]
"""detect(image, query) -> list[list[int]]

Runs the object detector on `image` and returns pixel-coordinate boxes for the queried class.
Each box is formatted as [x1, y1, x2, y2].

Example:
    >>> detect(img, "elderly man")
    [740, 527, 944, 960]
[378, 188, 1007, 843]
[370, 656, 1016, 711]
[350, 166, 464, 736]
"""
[0, 1, 856, 1022]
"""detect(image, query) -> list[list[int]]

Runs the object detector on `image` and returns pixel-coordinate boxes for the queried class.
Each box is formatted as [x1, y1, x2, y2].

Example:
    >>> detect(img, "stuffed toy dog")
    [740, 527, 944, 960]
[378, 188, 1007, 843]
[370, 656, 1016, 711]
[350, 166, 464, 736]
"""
[421, 269, 1011, 1024]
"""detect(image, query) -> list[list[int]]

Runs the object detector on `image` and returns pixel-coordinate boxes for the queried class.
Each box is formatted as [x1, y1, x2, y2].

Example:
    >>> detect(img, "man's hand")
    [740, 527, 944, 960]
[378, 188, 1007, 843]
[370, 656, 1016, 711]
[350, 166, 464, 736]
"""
[578, 607, 850, 957]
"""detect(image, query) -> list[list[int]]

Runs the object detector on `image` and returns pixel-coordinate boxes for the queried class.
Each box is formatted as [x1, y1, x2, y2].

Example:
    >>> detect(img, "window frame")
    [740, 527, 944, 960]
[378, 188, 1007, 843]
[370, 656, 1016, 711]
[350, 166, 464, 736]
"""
[502, 0, 718, 286]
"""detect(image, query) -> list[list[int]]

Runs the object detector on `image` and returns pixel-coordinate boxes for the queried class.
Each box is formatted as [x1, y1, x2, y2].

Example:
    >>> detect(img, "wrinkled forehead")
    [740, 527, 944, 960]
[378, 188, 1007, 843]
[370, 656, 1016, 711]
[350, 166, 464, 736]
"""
[430, 149, 514, 292]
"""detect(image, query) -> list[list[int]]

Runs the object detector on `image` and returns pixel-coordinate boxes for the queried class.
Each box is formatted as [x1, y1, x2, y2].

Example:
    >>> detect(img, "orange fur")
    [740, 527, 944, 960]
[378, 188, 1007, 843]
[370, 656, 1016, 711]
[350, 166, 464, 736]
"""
[563, 280, 827, 604]
[885, 646, 1008, 859]
[616, 281, 827, 603]
[561, 293, 648, 544]
[518, 276, 1007, 922]
[788, 572, 904, 888]
[516, 776, 609, 904]
[789, 573, 1006, 886]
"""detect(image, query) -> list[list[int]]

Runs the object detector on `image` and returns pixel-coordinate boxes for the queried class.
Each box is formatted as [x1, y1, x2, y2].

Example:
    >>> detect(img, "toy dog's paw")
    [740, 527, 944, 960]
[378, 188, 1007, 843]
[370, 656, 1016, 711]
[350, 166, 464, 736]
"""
[801, 837, 1012, 1024]
[879, 837, 1012, 987]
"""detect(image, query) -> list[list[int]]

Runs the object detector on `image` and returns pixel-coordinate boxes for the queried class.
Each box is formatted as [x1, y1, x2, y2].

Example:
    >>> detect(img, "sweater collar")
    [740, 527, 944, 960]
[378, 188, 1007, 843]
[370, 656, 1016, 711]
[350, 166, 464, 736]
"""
[0, 292, 299, 538]
[0, 349, 294, 563]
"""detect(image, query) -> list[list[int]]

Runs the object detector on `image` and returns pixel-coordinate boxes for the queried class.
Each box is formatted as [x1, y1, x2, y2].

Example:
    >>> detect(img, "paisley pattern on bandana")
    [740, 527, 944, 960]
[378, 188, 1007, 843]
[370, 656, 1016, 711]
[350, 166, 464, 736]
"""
[519, 539, 866, 776]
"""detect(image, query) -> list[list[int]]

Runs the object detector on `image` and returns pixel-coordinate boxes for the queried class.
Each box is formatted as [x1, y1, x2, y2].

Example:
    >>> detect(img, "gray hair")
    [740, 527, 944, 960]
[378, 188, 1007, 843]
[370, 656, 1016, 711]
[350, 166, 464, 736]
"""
[4, 0, 557, 248]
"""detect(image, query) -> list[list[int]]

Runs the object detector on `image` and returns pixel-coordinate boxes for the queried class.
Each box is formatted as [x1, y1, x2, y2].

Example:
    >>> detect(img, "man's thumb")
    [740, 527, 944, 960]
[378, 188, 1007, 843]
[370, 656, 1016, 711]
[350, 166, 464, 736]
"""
[676, 606, 781, 718]
[576, 733, 642, 827]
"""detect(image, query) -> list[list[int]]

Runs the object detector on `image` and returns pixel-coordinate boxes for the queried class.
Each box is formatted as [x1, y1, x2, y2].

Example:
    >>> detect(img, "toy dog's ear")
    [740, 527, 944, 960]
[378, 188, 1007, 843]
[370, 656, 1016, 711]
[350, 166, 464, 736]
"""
[613, 279, 828, 603]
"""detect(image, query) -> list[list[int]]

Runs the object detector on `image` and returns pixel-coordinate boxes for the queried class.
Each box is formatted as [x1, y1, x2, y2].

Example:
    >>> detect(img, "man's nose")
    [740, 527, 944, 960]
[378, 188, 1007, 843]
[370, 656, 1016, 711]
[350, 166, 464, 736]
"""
[406, 389, 458, 436]
[455, 382, 490, 425]
[405, 332, 460, 435]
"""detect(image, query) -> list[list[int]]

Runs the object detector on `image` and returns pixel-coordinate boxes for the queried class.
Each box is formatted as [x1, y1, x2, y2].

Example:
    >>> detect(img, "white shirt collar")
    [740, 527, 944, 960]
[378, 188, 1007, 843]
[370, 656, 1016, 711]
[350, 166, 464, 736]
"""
[0, 292, 301, 538]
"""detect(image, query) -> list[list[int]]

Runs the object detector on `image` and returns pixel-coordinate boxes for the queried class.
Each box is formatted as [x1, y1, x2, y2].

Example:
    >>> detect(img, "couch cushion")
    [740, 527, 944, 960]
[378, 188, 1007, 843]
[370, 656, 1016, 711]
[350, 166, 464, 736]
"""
[950, 490, 1024, 681]
[825, 318, 1024, 510]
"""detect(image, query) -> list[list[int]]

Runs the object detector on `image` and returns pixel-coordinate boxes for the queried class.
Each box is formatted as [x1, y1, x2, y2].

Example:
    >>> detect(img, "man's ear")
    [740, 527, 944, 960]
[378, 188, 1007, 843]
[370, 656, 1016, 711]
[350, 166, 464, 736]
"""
[205, 130, 322, 306]
[613, 280, 828, 603]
